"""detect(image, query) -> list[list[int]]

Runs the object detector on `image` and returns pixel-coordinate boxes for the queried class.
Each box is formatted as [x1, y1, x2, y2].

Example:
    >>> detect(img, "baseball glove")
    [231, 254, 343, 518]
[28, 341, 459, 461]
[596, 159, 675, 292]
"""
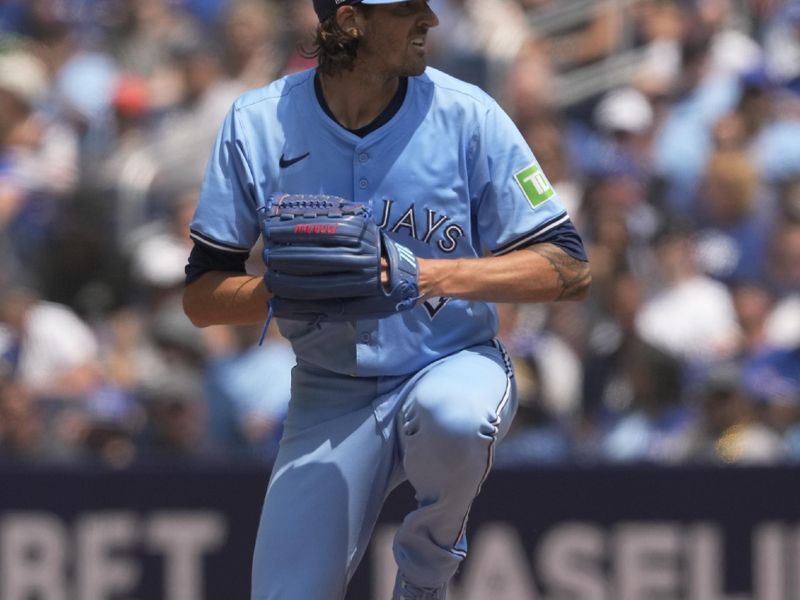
[259, 193, 420, 322]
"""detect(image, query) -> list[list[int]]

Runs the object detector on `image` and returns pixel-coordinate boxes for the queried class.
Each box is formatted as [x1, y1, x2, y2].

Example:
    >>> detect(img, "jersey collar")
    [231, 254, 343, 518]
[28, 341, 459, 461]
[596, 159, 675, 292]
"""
[313, 71, 409, 138]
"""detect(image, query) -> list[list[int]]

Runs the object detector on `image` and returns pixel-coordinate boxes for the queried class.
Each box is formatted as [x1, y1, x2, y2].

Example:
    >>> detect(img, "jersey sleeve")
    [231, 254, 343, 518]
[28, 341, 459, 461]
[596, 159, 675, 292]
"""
[470, 100, 573, 255]
[189, 105, 260, 253]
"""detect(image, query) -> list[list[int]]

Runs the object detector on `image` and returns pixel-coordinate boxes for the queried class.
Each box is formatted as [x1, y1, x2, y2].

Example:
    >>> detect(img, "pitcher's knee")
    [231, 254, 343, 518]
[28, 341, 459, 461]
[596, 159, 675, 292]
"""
[403, 391, 498, 466]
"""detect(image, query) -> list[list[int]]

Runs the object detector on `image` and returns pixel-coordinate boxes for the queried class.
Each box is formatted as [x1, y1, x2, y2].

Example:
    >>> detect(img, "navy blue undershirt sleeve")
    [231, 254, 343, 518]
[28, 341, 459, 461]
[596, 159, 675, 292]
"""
[185, 241, 249, 285]
[523, 220, 588, 261]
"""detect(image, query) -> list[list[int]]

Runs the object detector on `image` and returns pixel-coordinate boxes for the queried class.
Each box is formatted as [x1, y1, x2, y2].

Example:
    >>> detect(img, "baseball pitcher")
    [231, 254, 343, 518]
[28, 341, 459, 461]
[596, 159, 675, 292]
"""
[183, 1, 591, 598]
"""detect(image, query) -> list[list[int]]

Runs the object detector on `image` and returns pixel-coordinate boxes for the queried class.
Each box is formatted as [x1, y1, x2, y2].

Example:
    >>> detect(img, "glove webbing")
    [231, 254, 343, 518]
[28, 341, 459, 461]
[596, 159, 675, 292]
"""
[269, 196, 371, 219]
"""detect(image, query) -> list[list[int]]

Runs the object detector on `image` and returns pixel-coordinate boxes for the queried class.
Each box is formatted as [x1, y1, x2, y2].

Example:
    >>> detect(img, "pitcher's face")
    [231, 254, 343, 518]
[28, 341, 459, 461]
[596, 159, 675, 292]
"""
[356, 1, 439, 78]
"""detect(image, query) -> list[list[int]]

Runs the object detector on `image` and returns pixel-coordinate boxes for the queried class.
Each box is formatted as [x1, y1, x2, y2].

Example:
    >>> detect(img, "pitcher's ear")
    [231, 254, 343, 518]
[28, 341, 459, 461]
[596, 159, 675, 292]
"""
[337, 5, 367, 39]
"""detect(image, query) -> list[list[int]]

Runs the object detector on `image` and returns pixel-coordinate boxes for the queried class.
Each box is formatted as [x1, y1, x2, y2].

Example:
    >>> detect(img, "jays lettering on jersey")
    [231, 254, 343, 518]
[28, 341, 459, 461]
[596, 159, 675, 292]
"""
[191, 67, 582, 377]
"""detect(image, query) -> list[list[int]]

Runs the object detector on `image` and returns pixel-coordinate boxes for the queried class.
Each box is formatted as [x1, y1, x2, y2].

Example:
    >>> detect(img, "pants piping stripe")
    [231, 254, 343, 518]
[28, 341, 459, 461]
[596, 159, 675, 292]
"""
[451, 339, 514, 554]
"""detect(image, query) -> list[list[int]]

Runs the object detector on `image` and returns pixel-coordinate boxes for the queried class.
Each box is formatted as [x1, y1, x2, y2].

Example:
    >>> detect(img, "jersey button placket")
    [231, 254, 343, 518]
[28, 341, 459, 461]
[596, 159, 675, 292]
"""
[354, 146, 370, 199]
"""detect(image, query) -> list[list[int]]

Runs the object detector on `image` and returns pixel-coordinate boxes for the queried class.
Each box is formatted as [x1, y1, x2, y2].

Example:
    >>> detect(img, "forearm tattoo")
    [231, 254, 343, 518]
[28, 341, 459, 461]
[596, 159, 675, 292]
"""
[528, 244, 592, 300]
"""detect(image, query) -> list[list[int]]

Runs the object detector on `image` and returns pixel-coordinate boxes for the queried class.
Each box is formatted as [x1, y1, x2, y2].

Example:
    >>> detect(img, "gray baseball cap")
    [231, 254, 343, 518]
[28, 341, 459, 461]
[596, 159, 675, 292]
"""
[313, 0, 411, 21]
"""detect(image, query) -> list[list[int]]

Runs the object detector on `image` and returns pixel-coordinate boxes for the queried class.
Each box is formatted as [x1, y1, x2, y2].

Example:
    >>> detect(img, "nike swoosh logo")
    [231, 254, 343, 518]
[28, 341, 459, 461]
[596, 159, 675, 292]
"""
[279, 152, 310, 168]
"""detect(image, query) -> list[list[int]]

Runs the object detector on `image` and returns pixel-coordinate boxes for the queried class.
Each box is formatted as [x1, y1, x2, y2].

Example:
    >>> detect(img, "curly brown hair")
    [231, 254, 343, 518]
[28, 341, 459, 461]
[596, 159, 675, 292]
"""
[300, 6, 372, 76]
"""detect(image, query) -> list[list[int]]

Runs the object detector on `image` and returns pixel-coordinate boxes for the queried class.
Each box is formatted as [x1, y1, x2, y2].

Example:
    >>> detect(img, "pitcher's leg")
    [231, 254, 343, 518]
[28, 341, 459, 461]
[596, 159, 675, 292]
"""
[251, 403, 394, 600]
[393, 342, 516, 588]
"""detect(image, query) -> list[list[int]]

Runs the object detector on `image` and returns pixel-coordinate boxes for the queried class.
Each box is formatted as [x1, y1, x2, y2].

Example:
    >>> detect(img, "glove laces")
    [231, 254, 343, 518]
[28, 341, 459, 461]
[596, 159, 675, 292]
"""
[394, 279, 421, 312]
[257, 300, 274, 346]
[395, 294, 422, 312]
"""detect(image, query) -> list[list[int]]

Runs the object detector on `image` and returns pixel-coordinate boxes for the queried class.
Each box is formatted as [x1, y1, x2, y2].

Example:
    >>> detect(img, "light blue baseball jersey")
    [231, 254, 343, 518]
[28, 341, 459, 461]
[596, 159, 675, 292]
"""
[191, 67, 572, 377]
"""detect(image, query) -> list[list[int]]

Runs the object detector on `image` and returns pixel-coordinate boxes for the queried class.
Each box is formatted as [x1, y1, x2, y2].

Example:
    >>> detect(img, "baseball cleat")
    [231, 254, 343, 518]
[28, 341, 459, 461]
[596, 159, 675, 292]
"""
[392, 571, 447, 600]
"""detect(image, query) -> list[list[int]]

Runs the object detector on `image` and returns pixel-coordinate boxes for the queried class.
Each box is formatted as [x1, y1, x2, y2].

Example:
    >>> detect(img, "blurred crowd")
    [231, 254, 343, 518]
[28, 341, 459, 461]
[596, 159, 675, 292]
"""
[0, 0, 798, 468]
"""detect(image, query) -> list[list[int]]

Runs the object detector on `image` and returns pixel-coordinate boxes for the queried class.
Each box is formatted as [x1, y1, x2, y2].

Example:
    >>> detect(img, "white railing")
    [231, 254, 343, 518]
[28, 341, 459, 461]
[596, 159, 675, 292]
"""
[525, 0, 755, 106]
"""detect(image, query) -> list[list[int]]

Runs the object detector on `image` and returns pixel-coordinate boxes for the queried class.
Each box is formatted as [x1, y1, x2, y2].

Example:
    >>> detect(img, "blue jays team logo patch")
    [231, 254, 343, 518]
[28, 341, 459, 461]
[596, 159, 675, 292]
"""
[422, 296, 450, 319]
[514, 163, 554, 209]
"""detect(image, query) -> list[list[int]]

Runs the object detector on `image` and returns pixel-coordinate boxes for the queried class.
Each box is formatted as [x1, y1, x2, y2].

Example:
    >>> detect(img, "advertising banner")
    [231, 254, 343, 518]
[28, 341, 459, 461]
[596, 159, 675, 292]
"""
[0, 465, 797, 599]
